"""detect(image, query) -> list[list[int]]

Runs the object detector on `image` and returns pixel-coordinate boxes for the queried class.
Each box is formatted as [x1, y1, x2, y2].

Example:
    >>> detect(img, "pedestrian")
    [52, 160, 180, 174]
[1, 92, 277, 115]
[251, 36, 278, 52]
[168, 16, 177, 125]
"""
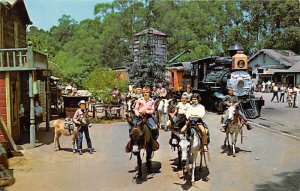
[257, 82, 262, 92]
[279, 84, 286, 103]
[271, 84, 279, 102]
[266, 80, 271, 92]
[34, 100, 43, 131]
[293, 86, 299, 108]
[262, 81, 266, 92]
[287, 84, 294, 105]
[271, 81, 275, 92]
[73, 100, 93, 155]
[19, 103, 26, 132]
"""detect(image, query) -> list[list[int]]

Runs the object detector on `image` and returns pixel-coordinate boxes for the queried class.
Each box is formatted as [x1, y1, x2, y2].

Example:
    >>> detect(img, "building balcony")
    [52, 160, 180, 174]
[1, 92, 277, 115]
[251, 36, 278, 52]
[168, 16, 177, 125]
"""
[0, 45, 48, 71]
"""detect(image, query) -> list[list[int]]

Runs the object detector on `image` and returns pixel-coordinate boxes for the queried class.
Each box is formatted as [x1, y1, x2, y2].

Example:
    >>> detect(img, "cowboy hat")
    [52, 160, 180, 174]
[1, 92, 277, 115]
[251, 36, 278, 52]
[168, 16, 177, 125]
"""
[78, 100, 86, 106]
[135, 87, 142, 91]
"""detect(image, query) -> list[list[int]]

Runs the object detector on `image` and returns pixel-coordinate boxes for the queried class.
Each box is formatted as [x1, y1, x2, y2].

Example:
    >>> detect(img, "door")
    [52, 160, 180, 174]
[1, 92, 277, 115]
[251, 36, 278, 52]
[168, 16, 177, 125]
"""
[10, 79, 20, 140]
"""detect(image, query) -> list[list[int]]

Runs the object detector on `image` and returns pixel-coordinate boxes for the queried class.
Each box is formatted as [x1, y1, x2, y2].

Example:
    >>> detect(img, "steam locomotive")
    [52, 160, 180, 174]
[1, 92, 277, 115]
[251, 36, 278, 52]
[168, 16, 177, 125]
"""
[190, 44, 264, 119]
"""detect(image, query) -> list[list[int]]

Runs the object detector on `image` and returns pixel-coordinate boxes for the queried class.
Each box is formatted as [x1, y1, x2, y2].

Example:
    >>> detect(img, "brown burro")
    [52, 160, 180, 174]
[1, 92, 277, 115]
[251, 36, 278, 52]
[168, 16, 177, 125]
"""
[53, 118, 79, 153]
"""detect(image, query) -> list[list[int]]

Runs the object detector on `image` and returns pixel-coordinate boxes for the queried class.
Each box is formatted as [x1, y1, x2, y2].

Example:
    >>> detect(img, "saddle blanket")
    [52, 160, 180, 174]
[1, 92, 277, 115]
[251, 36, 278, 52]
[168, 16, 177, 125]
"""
[64, 118, 74, 130]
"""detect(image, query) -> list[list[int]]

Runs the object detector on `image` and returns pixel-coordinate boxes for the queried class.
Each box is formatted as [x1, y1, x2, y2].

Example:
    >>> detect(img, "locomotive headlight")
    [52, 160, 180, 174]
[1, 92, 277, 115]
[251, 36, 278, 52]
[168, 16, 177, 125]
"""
[237, 60, 245, 68]
[237, 80, 244, 88]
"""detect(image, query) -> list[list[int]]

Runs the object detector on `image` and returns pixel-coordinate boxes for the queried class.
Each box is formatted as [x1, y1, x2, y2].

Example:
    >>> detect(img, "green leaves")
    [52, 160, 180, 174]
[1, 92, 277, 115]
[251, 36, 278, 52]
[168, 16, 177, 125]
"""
[26, 0, 300, 90]
[83, 68, 128, 103]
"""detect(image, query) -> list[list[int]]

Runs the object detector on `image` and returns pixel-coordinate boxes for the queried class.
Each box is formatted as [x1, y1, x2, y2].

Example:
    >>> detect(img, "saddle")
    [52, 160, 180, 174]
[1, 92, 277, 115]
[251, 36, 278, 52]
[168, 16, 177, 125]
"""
[64, 118, 75, 133]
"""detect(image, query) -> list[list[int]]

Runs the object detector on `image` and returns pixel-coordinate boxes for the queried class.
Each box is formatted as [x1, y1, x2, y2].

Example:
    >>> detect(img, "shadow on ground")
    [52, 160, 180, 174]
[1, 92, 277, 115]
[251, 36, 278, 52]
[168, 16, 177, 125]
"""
[255, 169, 300, 191]
[17, 123, 55, 147]
[129, 161, 161, 184]
[220, 145, 252, 156]
[173, 166, 210, 190]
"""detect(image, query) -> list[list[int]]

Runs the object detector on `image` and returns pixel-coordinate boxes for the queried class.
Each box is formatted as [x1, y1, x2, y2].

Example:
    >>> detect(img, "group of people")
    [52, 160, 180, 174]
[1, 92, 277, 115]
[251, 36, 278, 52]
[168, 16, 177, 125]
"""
[127, 83, 250, 153]
[268, 83, 299, 108]
[59, 82, 78, 96]
[256, 81, 299, 108]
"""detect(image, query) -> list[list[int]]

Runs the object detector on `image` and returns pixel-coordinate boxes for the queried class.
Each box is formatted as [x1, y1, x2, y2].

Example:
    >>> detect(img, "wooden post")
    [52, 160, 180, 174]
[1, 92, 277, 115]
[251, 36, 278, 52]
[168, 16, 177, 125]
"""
[5, 72, 11, 134]
[29, 71, 35, 148]
[27, 44, 34, 68]
[45, 77, 50, 132]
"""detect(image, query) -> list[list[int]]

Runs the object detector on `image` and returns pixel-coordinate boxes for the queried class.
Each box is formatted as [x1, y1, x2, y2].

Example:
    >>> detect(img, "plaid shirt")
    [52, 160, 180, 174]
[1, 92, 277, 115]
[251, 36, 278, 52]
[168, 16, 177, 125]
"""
[134, 97, 155, 116]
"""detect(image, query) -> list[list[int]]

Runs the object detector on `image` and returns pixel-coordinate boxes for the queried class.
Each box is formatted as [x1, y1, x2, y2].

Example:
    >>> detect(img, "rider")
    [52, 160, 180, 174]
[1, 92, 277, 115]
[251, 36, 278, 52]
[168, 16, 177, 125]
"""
[73, 100, 93, 155]
[151, 86, 158, 100]
[182, 93, 209, 152]
[221, 87, 252, 132]
[133, 86, 159, 140]
[157, 83, 167, 99]
[168, 95, 190, 145]
[134, 87, 143, 99]
[183, 84, 193, 101]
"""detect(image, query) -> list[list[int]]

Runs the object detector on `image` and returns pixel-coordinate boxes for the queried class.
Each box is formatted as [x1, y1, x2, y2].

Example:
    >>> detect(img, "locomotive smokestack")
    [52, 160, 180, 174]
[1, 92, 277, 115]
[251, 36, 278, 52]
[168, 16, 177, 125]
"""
[228, 44, 244, 57]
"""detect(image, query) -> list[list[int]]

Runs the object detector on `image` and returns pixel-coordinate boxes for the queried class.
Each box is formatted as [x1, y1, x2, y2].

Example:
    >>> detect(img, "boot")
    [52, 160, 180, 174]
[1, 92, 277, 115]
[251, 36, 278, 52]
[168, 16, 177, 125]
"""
[125, 141, 132, 153]
[151, 129, 159, 140]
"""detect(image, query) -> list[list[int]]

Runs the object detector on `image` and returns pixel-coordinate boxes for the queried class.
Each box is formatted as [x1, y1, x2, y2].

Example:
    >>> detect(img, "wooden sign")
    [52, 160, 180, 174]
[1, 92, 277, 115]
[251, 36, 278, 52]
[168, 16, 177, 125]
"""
[0, 113, 17, 152]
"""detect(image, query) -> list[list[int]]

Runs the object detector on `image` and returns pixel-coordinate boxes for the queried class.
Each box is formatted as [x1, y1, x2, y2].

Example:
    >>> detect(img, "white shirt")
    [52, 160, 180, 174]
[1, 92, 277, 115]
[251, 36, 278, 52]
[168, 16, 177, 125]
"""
[176, 102, 190, 115]
[186, 104, 205, 119]
[128, 85, 133, 93]
[273, 86, 278, 92]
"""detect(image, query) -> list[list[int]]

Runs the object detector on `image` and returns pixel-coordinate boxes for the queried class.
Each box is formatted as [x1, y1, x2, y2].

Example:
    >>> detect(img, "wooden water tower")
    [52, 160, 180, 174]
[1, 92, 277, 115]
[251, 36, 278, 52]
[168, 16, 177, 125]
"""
[133, 27, 167, 64]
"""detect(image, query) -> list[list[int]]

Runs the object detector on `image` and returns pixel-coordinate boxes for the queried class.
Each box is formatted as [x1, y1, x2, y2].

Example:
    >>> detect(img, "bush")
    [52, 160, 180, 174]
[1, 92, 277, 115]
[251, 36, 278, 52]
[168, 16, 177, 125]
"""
[83, 68, 128, 103]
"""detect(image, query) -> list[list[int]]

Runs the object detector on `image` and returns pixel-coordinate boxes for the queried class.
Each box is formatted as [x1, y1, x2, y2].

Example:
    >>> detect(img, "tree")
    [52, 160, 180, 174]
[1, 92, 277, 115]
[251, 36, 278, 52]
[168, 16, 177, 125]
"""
[83, 68, 128, 103]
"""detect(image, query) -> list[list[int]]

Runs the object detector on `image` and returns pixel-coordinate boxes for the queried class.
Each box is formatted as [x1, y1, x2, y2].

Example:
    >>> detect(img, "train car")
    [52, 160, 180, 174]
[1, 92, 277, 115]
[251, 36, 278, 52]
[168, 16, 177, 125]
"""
[190, 44, 264, 119]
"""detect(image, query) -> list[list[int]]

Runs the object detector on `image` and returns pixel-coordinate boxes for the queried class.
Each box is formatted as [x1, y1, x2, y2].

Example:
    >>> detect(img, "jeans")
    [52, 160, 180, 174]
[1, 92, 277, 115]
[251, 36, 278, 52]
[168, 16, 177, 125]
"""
[279, 93, 285, 102]
[130, 116, 157, 130]
[77, 125, 93, 151]
[271, 91, 279, 102]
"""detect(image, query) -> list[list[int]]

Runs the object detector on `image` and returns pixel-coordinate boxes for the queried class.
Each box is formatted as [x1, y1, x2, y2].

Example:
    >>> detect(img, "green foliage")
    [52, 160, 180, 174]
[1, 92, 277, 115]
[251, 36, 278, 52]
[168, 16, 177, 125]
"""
[83, 69, 128, 103]
[27, 0, 300, 89]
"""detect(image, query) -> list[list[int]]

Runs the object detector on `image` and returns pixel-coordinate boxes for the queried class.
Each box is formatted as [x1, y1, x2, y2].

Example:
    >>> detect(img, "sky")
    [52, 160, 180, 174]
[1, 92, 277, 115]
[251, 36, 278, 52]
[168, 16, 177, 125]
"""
[24, 0, 112, 31]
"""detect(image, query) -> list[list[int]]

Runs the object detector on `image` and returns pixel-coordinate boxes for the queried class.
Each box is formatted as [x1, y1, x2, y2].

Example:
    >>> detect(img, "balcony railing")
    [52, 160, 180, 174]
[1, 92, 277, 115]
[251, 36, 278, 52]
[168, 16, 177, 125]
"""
[0, 46, 48, 71]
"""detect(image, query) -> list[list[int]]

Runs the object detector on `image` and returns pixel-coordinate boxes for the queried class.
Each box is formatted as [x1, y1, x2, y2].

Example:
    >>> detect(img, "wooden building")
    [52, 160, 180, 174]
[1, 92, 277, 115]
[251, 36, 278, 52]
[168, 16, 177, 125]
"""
[0, 0, 50, 148]
[249, 49, 300, 87]
[168, 62, 192, 91]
